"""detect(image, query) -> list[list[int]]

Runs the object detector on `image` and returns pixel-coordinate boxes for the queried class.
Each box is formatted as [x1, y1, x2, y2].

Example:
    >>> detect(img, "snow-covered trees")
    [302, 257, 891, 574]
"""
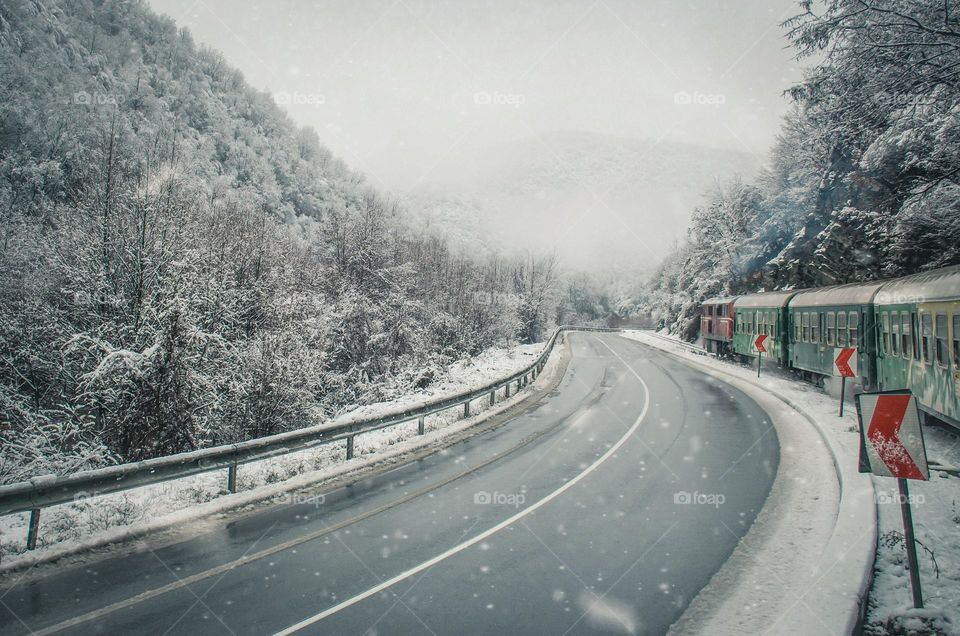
[0, 0, 571, 482]
[644, 0, 960, 337]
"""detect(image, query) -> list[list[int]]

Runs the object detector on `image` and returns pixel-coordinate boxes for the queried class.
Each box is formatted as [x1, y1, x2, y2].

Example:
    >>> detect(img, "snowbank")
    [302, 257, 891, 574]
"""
[0, 341, 564, 572]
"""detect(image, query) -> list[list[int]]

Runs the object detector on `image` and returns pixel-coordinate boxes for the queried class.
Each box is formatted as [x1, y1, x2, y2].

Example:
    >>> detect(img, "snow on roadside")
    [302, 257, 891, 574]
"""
[868, 422, 960, 636]
[0, 341, 549, 569]
[625, 330, 959, 636]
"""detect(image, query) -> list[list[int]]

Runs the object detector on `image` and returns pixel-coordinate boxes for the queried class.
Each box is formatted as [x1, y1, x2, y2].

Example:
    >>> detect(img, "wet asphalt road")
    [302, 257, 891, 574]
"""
[0, 332, 779, 635]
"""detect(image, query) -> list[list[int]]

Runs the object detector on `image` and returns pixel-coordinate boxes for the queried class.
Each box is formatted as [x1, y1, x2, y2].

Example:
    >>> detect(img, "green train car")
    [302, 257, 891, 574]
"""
[731, 291, 797, 366]
[787, 282, 886, 389]
[874, 265, 960, 427]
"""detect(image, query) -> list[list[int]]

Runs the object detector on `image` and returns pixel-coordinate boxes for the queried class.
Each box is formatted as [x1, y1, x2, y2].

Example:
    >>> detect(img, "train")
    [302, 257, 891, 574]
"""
[699, 264, 960, 429]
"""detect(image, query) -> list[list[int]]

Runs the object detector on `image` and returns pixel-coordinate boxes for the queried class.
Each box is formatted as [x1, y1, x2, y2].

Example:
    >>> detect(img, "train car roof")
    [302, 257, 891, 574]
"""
[790, 281, 886, 308]
[734, 290, 799, 309]
[875, 264, 960, 305]
[702, 296, 738, 305]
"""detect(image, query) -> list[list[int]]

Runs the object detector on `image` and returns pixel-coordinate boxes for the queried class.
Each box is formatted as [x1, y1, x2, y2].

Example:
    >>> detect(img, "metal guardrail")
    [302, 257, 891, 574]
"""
[0, 326, 620, 550]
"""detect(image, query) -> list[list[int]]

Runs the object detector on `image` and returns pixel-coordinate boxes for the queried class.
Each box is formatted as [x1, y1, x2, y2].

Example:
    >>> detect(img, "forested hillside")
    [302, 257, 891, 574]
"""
[643, 0, 960, 338]
[0, 0, 560, 483]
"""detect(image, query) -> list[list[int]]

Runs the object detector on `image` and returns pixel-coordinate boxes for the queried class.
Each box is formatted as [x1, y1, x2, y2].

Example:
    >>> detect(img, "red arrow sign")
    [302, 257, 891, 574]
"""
[754, 334, 768, 353]
[834, 347, 857, 377]
[863, 394, 926, 479]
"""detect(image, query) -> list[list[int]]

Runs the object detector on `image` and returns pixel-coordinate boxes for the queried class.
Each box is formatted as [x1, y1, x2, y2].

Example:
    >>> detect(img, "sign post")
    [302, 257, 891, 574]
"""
[833, 347, 858, 417]
[754, 334, 768, 378]
[856, 390, 929, 609]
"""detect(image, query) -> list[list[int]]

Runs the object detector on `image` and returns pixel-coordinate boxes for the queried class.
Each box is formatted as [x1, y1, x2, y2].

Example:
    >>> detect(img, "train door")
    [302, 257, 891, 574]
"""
[953, 313, 960, 398]
[877, 310, 891, 389]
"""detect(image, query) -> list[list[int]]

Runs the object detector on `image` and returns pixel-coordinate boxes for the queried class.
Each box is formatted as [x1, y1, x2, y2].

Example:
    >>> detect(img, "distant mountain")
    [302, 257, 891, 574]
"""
[406, 131, 763, 271]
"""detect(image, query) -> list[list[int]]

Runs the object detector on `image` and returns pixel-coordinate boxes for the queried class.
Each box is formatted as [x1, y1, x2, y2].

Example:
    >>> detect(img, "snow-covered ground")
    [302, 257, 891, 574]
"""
[869, 423, 960, 636]
[626, 331, 959, 636]
[0, 341, 555, 570]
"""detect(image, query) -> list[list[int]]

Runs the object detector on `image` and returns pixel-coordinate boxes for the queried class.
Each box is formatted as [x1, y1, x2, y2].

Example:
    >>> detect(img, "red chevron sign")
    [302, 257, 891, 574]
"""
[753, 334, 768, 353]
[856, 392, 928, 480]
[834, 347, 857, 378]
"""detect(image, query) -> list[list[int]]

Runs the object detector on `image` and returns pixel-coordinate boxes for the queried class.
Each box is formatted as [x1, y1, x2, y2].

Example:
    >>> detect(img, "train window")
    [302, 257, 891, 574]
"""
[794, 314, 801, 342]
[801, 312, 809, 342]
[811, 312, 820, 343]
[901, 314, 912, 359]
[921, 313, 933, 364]
[887, 315, 894, 355]
[936, 314, 949, 367]
[826, 312, 835, 345]
[881, 312, 890, 354]
[768, 312, 774, 336]
[837, 312, 848, 347]
[954, 314, 960, 366]
[849, 312, 859, 348]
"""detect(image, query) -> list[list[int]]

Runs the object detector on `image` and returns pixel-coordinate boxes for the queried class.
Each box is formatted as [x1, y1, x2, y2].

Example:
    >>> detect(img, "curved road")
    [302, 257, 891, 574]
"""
[0, 333, 779, 635]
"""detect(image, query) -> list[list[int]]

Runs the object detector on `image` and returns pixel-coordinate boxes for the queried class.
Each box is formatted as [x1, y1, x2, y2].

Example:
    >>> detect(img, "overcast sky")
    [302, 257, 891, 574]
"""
[148, 0, 805, 192]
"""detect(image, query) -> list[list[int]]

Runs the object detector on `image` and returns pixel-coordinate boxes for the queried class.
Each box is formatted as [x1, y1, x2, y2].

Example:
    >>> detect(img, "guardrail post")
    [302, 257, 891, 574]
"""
[27, 508, 40, 550]
[418, 416, 425, 435]
[346, 435, 355, 460]
[489, 390, 495, 406]
[227, 464, 238, 494]
[464, 400, 471, 417]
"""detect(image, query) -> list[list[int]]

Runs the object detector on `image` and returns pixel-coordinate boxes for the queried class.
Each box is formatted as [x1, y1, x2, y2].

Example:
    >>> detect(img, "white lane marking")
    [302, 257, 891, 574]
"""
[273, 338, 651, 635]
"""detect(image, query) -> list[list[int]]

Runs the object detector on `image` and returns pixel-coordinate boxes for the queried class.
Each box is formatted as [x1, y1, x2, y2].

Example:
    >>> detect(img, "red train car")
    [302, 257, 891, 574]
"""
[700, 296, 738, 354]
